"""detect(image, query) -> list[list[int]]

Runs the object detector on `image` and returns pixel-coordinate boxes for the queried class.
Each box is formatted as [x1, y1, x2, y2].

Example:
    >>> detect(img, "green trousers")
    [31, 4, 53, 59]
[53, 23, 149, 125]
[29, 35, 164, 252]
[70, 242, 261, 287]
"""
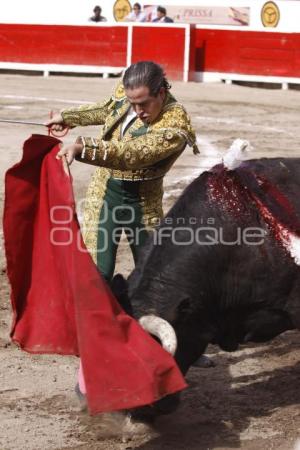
[96, 178, 150, 282]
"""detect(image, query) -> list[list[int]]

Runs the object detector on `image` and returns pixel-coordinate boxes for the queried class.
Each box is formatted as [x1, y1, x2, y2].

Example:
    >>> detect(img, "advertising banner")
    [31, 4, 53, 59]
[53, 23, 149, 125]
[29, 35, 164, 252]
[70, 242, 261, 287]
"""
[143, 5, 250, 25]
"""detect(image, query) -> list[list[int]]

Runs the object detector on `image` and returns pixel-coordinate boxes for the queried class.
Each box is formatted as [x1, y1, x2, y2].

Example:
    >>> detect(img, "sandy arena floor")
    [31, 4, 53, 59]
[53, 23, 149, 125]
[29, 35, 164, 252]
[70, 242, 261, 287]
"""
[0, 74, 300, 450]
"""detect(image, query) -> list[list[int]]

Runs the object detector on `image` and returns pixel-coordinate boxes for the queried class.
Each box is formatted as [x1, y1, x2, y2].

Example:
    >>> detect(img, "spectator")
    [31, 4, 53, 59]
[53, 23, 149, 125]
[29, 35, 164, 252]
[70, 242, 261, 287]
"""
[152, 6, 174, 23]
[89, 5, 107, 22]
[125, 2, 147, 22]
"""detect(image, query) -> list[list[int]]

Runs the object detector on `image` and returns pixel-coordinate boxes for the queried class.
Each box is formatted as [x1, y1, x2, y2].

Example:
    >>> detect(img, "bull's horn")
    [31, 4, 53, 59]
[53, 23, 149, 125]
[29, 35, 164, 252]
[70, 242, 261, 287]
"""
[138, 315, 177, 355]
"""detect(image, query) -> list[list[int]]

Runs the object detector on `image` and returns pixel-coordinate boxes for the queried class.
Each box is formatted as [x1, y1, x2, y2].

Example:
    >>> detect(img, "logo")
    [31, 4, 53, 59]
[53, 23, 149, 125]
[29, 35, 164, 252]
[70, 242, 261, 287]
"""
[261, 1, 280, 28]
[113, 0, 131, 22]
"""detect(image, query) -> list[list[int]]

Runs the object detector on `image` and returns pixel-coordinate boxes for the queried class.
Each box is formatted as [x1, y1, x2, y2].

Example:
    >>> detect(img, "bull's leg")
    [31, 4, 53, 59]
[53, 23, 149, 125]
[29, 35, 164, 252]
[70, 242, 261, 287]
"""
[132, 333, 210, 419]
[175, 340, 209, 375]
[174, 322, 212, 375]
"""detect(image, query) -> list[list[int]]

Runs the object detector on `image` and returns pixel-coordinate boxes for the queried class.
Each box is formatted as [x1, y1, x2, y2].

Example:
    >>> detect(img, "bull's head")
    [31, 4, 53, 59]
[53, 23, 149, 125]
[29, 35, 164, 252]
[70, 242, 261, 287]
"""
[111, 274, 177, 355]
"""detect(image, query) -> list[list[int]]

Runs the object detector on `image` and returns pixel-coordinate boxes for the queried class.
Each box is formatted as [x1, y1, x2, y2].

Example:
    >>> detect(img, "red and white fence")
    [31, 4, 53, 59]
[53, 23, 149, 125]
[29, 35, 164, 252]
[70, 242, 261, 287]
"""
[0, 21, 300, 85]
[194, 26, 300, 86]
[0, 23, 192, 81]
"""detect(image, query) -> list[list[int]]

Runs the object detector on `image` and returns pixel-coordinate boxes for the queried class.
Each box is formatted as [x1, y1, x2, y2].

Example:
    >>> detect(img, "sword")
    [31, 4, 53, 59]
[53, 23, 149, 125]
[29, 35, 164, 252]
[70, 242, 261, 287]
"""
[0, 119, 69, 136]
[0, 118, 71, 175]
[0, 119, 48, 126]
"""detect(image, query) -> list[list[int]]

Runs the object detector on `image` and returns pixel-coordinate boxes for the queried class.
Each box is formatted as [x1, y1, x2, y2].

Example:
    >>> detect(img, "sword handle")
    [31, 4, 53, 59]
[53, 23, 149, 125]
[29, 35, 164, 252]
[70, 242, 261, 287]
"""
[48, 110, 69, 138]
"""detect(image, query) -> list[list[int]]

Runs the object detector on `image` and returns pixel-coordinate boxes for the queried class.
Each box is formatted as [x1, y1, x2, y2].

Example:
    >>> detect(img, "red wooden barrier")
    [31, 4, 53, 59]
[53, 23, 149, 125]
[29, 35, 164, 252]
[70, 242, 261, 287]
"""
[0, 24, 128, 67]
[0, 23, 191, 80]
[131, 26, 187, 81]
[194, 28, 300, 80]
[0, 23, 300, 84]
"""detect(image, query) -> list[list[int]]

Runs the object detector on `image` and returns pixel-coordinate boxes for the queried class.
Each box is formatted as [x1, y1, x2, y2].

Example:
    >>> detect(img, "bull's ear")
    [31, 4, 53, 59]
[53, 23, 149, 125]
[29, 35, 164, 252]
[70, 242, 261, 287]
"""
[110, 274, 132, 316]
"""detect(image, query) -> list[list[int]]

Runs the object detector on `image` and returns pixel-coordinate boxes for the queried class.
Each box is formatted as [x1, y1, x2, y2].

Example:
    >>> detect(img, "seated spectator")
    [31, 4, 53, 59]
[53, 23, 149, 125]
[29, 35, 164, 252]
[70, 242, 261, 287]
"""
[125, 2, 147, 22]
[89, 5, 107, 22]
[152, 6, 174, 23]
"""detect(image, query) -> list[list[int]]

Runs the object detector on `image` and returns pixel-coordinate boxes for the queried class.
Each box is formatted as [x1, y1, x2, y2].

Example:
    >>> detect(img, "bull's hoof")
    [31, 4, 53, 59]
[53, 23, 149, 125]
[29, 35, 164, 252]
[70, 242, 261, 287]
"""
[128, 407, 157, 425]
[121, 413, 154, 438]
[131, 392, 181, 422]
[193, 354, 215, 368]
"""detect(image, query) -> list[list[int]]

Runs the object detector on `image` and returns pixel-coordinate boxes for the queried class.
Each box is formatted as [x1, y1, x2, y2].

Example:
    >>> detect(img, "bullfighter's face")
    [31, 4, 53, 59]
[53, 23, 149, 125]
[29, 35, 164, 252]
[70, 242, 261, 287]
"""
[125, 85, 166, 124]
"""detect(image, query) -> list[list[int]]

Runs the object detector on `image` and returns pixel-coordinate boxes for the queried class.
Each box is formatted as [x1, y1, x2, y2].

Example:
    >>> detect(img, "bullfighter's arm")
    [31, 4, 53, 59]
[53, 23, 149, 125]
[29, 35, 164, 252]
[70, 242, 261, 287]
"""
[61, 97, 114, 127]
[74, 129, 188, 170]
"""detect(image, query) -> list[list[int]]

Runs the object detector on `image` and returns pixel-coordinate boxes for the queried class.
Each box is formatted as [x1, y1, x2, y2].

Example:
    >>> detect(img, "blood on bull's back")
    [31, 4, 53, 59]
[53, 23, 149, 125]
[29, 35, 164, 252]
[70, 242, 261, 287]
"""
[113, 156, 300, 372]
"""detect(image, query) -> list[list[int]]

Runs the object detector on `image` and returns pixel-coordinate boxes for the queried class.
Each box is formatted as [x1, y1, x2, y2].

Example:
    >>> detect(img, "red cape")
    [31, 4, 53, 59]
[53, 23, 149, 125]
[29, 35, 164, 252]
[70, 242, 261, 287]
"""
[3, 134, 187, 414]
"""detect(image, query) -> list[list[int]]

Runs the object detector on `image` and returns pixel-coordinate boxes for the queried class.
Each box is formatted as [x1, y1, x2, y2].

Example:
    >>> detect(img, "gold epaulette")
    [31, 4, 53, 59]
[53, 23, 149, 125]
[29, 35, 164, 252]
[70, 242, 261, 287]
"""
[112, 81, 126, 101]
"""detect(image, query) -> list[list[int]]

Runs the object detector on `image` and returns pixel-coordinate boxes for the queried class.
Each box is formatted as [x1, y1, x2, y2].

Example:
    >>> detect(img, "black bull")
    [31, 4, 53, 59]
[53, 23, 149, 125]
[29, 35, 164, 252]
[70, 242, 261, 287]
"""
[112, 157, 300, 414]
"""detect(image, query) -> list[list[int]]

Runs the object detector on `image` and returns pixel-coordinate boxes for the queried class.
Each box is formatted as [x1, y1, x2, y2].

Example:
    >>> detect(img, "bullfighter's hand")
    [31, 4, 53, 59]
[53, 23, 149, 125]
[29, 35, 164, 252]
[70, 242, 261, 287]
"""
[56, 142, 83, 165]
[45, 113, 67, 132]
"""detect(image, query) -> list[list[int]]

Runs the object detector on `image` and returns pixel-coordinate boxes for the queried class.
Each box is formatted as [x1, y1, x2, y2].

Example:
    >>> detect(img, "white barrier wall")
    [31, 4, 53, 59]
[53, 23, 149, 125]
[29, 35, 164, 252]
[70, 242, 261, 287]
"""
[1, 0, 300, 31]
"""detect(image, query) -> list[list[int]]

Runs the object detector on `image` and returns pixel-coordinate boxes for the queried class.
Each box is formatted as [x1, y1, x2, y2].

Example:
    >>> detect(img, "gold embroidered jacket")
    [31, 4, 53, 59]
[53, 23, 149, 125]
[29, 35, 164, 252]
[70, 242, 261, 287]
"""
[62, 82, 199, 182]
[61, 83, 199, 260]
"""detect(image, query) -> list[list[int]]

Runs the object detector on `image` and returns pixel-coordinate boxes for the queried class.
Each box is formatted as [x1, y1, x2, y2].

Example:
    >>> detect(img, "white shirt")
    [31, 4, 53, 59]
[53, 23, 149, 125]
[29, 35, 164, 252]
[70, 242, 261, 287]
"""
[125, 11, 147, 22]
[121, 108, 137, 137]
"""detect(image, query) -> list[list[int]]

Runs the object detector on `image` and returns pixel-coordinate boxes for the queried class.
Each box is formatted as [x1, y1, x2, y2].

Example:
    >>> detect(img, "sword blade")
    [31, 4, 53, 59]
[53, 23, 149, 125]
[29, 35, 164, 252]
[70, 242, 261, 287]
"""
[0, 119, 46, 126]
